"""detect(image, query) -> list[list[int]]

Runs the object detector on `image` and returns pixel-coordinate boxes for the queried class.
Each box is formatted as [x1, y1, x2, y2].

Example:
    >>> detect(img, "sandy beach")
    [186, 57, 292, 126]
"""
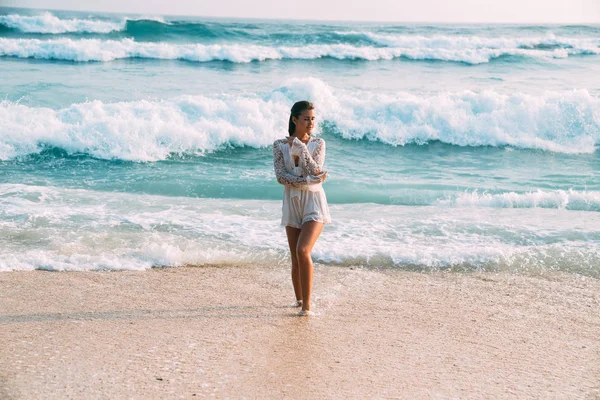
[0, 265, 599, 399]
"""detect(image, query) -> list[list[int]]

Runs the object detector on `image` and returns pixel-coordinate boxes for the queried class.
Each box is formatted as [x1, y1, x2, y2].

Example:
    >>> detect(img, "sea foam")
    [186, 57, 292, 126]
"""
[439, 189, 600, 212]
[342, 31, 600, 54]
[1, 78, 598, 160]
[1, 184, 598, 272]
[0, 12, 125, 34]
[1, 36, 599, 64]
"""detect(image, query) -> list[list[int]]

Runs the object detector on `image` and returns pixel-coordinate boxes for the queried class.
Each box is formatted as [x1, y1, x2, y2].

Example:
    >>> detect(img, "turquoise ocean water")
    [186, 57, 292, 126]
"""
[1, 7, 599, 274]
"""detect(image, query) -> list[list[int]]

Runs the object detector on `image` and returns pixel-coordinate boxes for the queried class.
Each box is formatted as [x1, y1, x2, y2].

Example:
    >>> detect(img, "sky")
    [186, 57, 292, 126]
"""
[2, 0, 600, 23]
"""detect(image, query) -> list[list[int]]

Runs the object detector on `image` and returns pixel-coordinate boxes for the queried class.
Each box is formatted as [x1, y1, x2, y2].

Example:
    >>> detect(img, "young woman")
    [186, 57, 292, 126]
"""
[273, 101, 331, 316]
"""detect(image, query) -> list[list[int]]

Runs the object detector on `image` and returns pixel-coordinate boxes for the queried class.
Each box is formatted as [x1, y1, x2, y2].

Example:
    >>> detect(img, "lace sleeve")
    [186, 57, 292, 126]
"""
[291, 137, 326, 175]
[273, 140, 309, 188]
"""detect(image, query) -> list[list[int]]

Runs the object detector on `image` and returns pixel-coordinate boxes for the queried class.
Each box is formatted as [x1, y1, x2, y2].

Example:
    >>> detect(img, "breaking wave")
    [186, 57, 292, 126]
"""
[0, 36, 598, 64]
[1, 78, 598, 160]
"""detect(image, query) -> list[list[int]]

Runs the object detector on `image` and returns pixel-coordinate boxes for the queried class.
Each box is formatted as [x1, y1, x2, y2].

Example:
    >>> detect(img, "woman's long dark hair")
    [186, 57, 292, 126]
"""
[288, 100, 315, 135]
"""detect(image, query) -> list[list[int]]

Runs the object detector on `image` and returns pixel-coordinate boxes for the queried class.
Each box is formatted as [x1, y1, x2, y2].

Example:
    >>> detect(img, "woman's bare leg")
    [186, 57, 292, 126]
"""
[285, 226, 302, 302]
[296, 221, 324, 311]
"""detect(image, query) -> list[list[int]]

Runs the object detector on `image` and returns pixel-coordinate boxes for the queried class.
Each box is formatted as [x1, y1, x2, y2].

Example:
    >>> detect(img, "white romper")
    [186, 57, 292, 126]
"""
[273, 137, 331, 228]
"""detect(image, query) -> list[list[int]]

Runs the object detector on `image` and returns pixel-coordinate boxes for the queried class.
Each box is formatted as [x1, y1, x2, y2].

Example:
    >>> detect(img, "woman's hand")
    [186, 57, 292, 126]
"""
[290, 137, 307, 157]
[306, 171, 327, 184]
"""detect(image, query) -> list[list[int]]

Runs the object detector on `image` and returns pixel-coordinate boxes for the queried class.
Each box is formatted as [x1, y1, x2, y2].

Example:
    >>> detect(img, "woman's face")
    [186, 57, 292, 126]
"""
[293, 109, 315, 136]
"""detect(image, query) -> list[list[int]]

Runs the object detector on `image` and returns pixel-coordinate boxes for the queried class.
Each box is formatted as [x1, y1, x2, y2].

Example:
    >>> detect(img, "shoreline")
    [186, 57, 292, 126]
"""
[1, 265, 599, 399]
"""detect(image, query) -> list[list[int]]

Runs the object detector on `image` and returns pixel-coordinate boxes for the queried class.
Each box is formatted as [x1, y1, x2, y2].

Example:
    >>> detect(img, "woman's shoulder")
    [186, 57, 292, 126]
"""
[272, 138, 287, 150]
[273, 137, 290, 146]
[309, 136, 325, 146]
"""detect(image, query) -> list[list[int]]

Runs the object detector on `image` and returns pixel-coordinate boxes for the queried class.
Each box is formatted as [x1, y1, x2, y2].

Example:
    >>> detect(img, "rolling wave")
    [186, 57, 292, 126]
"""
[438, 189, 600, 212]
[0, 78, 598, 161]
[0, 12, 264, 40]
[0, 12, 126, 34]
[2, 12, 600, 45]
[1, 12, 598, 63]
[122, 19, 227, 40]
[343, 31, 600, 53]
[1, 37, 598, 64]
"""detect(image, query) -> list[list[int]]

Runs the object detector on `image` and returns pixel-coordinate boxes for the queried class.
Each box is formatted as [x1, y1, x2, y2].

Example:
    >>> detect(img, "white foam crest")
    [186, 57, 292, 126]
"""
[0, 12, 125, 34]
[357, 32, 600, 53]
[124, 16, 167, 23]
[1, 184, 598, 272]
[1, 78, 599, 160]
[0, 37, 598, 64]
[0, 96, 290, 161]
[439, 189, 600, 211]
[334, 88, 597, 153]
[275, 78, 600, 153]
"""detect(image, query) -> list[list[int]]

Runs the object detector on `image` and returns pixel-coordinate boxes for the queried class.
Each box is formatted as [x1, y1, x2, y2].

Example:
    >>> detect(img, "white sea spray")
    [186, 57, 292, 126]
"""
[1, 78, 598, 160]
[1, 36, 599, 63]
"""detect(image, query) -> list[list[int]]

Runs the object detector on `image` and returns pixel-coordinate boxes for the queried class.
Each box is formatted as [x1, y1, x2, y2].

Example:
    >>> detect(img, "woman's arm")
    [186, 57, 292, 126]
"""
[290, 137, 326, 176]
[273, 140, 310, 188]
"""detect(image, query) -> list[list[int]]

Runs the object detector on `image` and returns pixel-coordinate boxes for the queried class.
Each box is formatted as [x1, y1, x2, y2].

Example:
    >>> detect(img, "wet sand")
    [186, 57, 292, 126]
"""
[1, 265, 599, 399]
